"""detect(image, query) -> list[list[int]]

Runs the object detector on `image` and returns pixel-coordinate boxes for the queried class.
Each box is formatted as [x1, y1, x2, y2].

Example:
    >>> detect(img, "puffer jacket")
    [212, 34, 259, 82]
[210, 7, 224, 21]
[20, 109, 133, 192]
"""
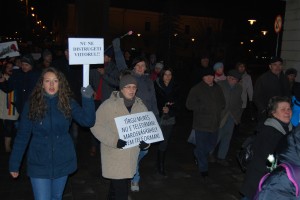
[9, 95, 95, 178]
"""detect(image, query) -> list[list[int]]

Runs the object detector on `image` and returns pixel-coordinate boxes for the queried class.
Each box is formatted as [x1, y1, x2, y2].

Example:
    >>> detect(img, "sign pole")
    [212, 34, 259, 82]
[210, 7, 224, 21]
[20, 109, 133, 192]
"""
[274, 15, 282, 57]
[83, 64, 90, 87]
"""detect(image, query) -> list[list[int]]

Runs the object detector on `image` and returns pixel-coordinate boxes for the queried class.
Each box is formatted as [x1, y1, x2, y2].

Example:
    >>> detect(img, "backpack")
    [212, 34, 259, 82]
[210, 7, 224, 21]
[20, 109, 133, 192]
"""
[254, 163, 300, 199]
[236, 134, 256, 172]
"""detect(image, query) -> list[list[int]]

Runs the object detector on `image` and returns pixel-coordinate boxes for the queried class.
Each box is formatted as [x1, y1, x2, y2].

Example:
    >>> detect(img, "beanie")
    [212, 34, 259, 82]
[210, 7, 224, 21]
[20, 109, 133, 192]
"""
[120, 74, 137, 89]
[227, 69, 242, 80]
[21, 54, 35, 67]
[213, 62, 224, 71]
[201, 67, 215, 78]
[285, 68, 297, 76]
[155, 62, 164, 69]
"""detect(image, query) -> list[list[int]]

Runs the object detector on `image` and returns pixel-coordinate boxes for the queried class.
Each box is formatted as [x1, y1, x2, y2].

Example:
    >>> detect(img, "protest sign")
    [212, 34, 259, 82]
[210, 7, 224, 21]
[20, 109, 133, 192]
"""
[114, 111, 164, 149]
[0, 41, 20, 59]
[68, 38, 104, 87]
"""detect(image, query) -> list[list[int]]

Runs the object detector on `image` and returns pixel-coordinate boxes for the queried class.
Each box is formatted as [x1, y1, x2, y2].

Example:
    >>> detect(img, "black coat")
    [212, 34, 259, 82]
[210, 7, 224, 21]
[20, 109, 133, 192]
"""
[240, 118, 291, 199]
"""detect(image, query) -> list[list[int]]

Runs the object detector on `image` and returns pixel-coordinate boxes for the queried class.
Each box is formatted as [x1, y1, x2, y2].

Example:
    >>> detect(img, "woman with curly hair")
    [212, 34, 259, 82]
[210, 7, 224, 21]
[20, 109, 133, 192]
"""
[9, 67, 95, 200]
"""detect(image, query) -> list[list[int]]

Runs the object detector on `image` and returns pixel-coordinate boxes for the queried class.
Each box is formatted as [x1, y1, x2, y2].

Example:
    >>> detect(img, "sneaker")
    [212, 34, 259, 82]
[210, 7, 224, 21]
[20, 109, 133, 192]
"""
[131, 181, 139, 192]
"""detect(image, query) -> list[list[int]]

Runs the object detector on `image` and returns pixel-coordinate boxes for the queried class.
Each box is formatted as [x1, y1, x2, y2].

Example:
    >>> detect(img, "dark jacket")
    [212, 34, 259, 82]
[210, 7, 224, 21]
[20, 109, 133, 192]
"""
[253, 70, 290, 113]
[0, 69, 40, 114]
[255, 126, 300, 199]
[240, 118, 292, 199]
[186, 81, 225, 132]
[9, 95, 95, 179]
[154, 78, 179, 119]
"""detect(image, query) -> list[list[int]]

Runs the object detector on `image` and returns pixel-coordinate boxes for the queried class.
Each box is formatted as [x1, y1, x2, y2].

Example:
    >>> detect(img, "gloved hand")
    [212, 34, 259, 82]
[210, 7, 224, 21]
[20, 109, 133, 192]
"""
[112, 38, 120, 50]
[139, 141, 150, 151]
[117, 139, 127, 149]
[81, 85, 94, 98]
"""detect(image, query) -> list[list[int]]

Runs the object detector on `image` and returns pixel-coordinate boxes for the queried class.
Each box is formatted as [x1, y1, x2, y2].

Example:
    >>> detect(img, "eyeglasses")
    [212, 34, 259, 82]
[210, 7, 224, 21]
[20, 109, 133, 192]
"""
[123, 86, 137, 90]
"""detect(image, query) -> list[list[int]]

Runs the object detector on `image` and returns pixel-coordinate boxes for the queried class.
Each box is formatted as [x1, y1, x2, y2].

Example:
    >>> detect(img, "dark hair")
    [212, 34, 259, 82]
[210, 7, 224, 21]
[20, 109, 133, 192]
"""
[235, 62, 247, 69]
[131, 56, 149, 70]
[28, 67, 73, 120]
[159, 67, 173, 80]
[267, 96, 291, 117]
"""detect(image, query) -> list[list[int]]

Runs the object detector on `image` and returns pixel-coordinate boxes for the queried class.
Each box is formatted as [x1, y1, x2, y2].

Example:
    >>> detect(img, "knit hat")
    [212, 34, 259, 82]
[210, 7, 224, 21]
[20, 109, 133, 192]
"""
[201, 67, 215, 78]
[21, 54, 35, 67]
[119, 74, 137, 89]
[227, 69, 242, 80]
[269, 56, 283, 64]
[155, 62, 164, 69]
[213, 62, 224, 71]
[285, 68, 297, 76]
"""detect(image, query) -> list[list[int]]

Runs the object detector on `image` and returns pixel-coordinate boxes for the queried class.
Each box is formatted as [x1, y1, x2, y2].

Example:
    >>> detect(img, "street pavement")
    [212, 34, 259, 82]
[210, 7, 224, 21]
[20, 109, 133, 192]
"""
[0, 107, 256, 200]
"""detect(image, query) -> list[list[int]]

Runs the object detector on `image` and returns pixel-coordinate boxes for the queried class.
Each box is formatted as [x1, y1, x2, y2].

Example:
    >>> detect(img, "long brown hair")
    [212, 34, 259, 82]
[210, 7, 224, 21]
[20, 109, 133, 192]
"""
[28, 67, 73, 120]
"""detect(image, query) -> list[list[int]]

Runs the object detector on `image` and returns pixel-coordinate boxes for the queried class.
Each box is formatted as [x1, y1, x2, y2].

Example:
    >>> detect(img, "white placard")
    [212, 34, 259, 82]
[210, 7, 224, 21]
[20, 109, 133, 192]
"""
[68, 38, 104, 65]
[0, 41, 20, 59]
[114, 111, 164, 149]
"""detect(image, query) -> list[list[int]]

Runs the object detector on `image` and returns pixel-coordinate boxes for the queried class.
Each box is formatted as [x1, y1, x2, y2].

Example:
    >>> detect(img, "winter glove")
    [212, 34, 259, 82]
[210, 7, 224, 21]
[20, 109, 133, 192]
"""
[117, 139, 127, 149]
[81, 85, 94, 98]
[139, 141, 150, 151]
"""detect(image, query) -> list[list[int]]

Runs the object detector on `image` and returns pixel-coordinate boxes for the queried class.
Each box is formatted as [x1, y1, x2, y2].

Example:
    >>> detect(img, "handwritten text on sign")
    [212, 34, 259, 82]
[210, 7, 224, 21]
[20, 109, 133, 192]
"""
[114, 112, 164, 149]
[68, 38, 104, 65]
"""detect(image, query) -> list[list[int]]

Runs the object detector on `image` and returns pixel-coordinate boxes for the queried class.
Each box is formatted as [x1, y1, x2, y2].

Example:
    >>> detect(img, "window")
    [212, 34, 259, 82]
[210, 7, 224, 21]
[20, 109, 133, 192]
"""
[185, 25, 190, 34]
[145, 22, 151, 31]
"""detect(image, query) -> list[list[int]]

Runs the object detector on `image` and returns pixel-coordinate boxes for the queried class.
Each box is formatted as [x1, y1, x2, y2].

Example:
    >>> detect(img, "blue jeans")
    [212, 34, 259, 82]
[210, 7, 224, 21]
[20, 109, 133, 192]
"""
[132, 150, 148, 183]
[30, 176, 68, 200]
[194, 130, 217, 172]
[216, 115, 235, 160]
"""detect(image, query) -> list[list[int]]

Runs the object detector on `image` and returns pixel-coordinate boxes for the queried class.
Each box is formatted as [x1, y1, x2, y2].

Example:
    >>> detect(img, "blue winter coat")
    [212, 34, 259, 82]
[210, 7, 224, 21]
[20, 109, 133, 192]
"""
[9, 95, 95, 179]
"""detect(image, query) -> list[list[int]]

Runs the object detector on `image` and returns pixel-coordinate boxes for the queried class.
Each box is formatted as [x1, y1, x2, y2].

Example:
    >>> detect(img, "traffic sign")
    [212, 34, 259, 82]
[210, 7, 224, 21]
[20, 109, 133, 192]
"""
[274, 15, 282, 33]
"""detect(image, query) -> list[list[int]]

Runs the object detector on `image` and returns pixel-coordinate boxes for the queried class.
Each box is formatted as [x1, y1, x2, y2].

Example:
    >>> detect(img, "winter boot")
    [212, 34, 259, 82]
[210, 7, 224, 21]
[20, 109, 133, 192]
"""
[157, 150, 167, 177]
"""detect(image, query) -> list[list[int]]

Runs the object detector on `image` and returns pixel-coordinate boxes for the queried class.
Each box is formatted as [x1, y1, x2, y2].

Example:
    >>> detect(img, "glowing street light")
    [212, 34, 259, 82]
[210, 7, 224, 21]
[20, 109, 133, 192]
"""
[261, 30, 268, 35]
[248, 19, 256, 25]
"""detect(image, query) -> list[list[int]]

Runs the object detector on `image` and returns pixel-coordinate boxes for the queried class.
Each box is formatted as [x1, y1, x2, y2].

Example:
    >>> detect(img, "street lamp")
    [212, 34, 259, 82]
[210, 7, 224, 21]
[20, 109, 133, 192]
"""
[261, 30, 268, 36]
[248, 19, 256, 25]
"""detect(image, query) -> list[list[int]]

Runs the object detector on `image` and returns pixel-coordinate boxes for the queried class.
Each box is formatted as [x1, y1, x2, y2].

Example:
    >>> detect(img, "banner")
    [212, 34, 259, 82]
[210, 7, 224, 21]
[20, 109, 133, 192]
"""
[0, 41, 20, 59]
[114, 111, 164, 149]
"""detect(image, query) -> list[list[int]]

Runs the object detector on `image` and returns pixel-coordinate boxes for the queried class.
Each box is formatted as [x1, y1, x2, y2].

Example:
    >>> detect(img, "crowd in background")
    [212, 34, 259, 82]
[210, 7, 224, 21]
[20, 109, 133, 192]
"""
[1, 38, 300, 200]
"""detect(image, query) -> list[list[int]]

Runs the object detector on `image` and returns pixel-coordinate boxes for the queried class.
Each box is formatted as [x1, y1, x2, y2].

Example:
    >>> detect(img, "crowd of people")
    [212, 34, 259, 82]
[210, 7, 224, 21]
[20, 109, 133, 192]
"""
[1, 37, 300, 200]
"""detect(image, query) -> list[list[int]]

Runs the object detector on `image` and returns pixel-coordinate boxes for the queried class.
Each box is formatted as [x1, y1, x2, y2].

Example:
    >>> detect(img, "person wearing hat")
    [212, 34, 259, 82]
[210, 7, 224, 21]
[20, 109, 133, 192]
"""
[285, 67, 298, 93]
[213, 69, 243, 166]
[253, 56, 290, 131]
[90, 73, 149, 200]
[213, 62, 226, 82]
[0, 54, 40, 115]
[186, 67, 225, 181]
[191, 52, 211, 86]
[150, 61, 164, 81]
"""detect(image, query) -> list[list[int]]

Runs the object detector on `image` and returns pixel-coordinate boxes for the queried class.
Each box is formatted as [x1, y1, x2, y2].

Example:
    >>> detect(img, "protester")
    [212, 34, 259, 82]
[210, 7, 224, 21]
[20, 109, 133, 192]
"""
[90, 74, 149, 200]
[150, 61, 164, 81]
[186, 67, 225, 182]
[214, 69, 243, 166]
[240, 96, 293, 200]
[253, 57, 290, 131]
[285, 67, 297, 93]
[154, 67, 179, 176]
[0, 62, 19, 152]
[213, 62, 226, 82]
[130, 55, 159, 192]
[9, 67, 95, 200]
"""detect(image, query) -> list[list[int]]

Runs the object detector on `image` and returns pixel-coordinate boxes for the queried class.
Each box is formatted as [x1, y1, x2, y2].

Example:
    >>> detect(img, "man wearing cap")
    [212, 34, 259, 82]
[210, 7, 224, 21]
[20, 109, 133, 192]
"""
[191, 52, 211, 86]
[91, 74, 148, 200]
[186, 67, 225, 181]
[0, 54, 40, 114]
[253, 56, 290, 130]
[214, 69, 243, 166]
